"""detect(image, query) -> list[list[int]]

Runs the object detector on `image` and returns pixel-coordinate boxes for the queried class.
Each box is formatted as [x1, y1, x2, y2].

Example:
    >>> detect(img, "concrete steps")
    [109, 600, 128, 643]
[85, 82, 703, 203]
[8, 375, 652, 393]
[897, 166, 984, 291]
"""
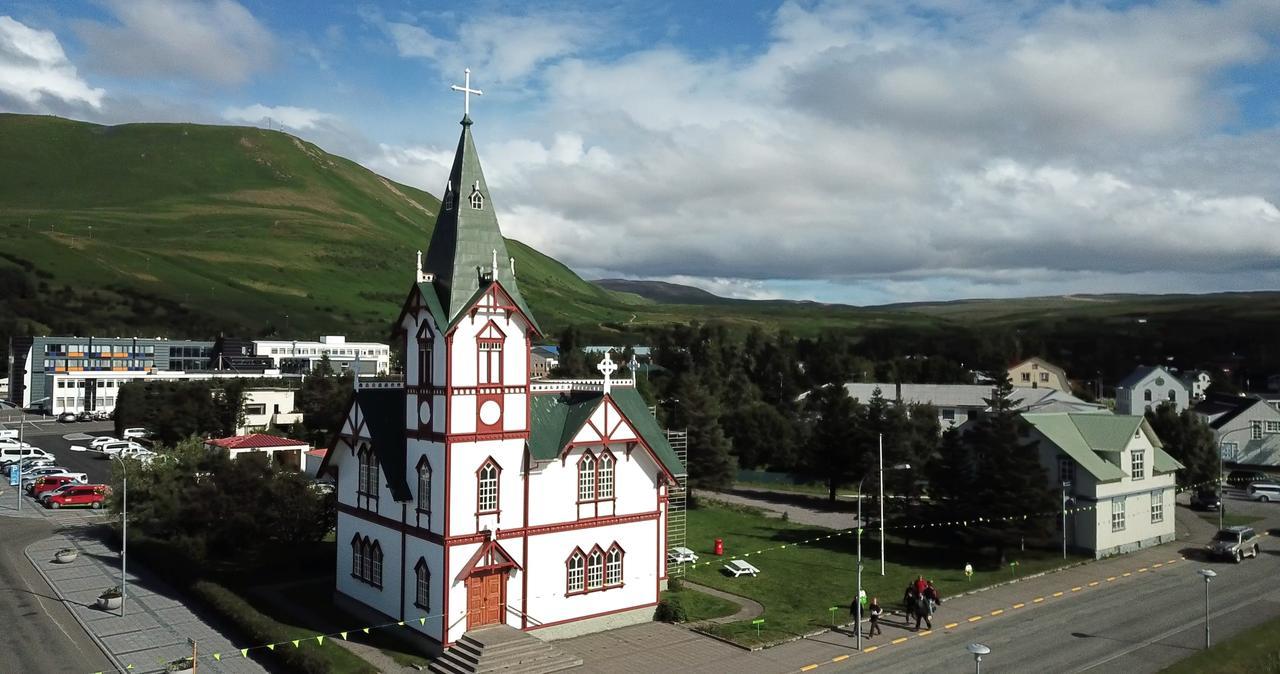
[428, 625, 581, 674]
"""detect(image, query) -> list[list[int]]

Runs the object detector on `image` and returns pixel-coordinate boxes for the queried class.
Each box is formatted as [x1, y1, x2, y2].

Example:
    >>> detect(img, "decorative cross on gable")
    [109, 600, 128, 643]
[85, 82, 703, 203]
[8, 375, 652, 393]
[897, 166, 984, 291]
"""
[450, 68, 483, 117]
[597, 350, 618, 395]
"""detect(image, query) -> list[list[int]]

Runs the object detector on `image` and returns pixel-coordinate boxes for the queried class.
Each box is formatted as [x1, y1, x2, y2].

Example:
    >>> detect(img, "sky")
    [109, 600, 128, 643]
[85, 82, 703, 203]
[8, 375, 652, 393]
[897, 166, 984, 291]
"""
[2, 0, 1279, 306]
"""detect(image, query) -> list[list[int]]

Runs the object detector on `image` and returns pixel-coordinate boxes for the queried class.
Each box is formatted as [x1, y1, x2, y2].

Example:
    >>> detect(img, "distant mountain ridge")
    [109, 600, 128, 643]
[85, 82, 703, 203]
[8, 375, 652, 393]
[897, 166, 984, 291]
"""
[593, 279, 730, 305]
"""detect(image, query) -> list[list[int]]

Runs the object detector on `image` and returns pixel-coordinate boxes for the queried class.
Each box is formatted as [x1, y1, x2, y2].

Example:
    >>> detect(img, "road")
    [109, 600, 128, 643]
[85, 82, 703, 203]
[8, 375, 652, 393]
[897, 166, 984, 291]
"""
[0, 516, 114, 673]
[825, 492, 1280, 673]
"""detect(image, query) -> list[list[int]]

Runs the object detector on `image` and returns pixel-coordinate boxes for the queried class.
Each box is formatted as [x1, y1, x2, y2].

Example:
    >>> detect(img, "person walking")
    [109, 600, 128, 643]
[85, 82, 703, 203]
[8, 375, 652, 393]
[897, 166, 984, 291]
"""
[867, 597, 883, 638]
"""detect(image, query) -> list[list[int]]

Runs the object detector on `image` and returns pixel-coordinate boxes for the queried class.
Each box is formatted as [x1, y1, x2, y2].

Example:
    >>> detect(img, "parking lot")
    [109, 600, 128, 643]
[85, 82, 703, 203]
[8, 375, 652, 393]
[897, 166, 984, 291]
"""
[0, 418, 119, 519]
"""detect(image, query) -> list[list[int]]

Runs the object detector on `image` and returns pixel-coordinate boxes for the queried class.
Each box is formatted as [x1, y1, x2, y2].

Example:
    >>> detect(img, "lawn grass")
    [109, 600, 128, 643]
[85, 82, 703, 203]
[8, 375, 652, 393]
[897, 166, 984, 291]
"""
[661, 585, 740, 623]
[685, 502, 1085, 647]
[1162, 612, 1280, 673]
[1197, 512, 1264, 528]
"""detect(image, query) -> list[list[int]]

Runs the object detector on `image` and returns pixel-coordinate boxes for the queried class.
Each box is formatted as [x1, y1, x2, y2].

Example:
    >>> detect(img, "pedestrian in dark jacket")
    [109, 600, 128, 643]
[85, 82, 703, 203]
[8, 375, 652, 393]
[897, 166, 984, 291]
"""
[868, 598, 883, 638]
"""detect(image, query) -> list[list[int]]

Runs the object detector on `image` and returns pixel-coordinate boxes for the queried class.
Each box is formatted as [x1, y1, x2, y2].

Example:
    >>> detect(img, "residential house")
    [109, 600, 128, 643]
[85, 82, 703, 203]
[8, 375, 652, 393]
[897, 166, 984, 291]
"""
[236, 387, 304, 434]
[1179, 370, 1212, 402]
[530, 347, 558, 379]
[1023, 413, 1181, 559]
[206, 434, 310, 470]
[1007, 357, 1071, 392]
[1194, 393, 1280, 469]
[1115, 366, 1191, 415]
[842, 383, 1107, 431]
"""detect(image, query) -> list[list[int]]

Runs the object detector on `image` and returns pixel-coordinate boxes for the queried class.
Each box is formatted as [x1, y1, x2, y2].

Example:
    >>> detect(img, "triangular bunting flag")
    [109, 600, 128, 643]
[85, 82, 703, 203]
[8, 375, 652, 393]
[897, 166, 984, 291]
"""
[240, 649, 249, 658]
[419, 618, 426, 625]
[397, 621, 405, 626]
[340, 632, 349, 640]
[362, 627, 371, 634]
[126, 666, 134, 671]
[213, 654, 221, 661]
[267, 644, 276, 651]
[292, 639, 300, 648]
[317, 636, 325, 645]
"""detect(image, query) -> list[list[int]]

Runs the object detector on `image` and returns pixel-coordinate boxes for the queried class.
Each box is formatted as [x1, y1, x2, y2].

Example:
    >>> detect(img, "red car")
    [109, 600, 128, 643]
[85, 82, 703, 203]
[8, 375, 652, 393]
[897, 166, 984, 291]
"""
[29, 474, 78, 497]
[44, 485, 109, 509]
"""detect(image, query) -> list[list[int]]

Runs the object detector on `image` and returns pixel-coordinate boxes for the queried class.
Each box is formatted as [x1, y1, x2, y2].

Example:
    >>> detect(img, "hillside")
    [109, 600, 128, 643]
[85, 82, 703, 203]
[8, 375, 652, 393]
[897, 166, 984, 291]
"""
[594, 279, 729, 305]
[0, 114, 631, 350]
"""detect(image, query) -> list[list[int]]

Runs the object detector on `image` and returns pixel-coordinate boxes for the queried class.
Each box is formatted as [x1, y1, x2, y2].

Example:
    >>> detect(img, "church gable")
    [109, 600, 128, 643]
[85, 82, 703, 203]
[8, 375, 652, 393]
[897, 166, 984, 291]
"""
[325, 388, 413, 501]
[528, 388, 683, 480]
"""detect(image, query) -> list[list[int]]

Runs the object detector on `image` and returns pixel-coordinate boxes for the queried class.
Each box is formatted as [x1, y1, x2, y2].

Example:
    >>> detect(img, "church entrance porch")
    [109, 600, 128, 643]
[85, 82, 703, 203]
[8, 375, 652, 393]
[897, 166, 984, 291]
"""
[466, 569, 507, 630]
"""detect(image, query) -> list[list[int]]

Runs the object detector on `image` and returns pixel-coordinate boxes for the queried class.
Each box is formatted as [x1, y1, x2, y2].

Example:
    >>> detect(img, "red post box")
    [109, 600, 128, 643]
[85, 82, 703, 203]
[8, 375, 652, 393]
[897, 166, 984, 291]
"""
[714, 538, 724, 556]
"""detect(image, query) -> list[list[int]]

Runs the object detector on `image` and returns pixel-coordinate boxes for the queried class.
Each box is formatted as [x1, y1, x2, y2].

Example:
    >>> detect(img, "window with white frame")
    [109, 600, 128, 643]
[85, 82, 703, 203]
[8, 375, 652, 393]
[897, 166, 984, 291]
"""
[578, 452, 596, 501]
[414, 559, 430, 609]
[587, 548, 604, 590]
[477, 340, 502, 385]
[358, 446, 379, 504]
[598, 452, 615, 499]
[1144, 389, 1153, 402]
[469, 183, 484, 210]
[1021, 372, 1031, 382]
[1267, 421, 1280, 434]
[369, 541, 383, 586]
[605, 545, 623, 586]
[1111, 497, 1126, 532]
[566, 550, 585, 593]
[417, 457, 431, 521]
[351, 534, 365, 579]
[1040, 372, 1050, 382]
[1150, 490, 1164, 524]
[1131, 450, 1144, 480]
[1252, 420, 1263, 440]
[477, 460, 499, 513]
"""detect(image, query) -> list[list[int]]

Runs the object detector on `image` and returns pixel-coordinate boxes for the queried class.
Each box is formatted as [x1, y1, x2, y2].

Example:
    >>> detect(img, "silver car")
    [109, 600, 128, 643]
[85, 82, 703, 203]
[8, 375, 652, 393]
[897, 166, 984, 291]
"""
[1248, 481, 1280, 503]
[1208, 526, 1261, 563]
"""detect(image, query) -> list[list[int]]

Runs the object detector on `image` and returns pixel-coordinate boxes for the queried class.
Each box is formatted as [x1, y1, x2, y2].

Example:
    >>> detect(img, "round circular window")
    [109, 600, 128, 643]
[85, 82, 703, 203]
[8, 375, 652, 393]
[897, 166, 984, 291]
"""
[479, 400, 502, 426]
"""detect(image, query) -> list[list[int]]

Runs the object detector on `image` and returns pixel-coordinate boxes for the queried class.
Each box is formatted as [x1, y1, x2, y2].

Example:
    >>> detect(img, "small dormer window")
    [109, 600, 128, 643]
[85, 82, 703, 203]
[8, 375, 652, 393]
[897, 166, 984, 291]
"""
[469, 181, 484, 210]
[444, 181, 454, 211]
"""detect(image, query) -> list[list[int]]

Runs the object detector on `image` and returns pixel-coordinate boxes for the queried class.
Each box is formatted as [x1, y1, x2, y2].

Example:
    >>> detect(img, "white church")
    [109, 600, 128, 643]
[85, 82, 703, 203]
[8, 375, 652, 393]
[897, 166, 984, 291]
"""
[318, 71, 684, 656]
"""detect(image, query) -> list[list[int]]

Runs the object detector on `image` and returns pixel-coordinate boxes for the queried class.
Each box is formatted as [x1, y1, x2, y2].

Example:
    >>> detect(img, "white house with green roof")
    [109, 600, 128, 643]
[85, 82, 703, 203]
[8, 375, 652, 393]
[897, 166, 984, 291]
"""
[318, 74, 684, 654]
[1023, 413, 1182, 559]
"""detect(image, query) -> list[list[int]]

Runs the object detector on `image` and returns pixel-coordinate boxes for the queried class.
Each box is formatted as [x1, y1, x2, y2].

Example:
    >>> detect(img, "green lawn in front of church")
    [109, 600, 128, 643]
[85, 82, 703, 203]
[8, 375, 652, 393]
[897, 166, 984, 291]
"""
[683, 502, 1086, 647]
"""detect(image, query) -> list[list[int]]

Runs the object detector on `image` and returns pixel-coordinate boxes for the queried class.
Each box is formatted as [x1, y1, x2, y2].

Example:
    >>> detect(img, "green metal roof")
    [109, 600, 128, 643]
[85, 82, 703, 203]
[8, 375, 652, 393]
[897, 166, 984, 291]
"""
[527, 387, 684, 477]
[1024, 413, 1182, 481]
[423, 118, 539, 333]
[354, 387, 412, 501]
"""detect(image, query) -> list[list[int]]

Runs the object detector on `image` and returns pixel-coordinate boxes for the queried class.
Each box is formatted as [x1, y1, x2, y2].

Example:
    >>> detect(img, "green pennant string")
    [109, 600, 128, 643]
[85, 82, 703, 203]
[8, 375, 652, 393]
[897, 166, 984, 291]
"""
[317, 636, 325, 645]
[419, 617, 426, 625]
[340, 631, 349, 640]
[213, 654, 221, 661]
[267, 644, 276, 651]
[292, 639, 301, 648]
[397, 621, 405, 626]
[362, 627, 371, 634]
[126, 666, 134, 671]
[240, 648, 249, 658]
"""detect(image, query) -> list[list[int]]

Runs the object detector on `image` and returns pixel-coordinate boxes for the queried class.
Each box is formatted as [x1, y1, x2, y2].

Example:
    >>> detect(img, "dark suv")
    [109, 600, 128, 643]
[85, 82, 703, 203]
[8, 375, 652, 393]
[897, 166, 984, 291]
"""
[1189, 489, 1221, 511]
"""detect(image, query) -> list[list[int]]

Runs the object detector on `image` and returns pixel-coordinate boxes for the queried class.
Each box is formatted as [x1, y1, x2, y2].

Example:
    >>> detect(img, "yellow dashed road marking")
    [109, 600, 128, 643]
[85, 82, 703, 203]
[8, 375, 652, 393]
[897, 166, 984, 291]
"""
[918, 630, 932, 636]
[832, 655, 849, 663]
[1138, 568, 1149, 573]
[1033, 597, 1045, 603]
[1106, 576, 1117, 581]
[864, 646, 879, 653]
[801, 665, 819, 671]
[1012, 603, 1025, 609]
[1153, 563, 1163, 568]
[892, 637, 909, 644]
[967, 616, 983, 622]
[1053, 591, 1064, 597]
[991, 609, 1004, 616]
[944, 622, 959, 629]
[1169, 559, 1179, 563]
[1088, 581, 1099, 587]
[1071, 586, 1082, 592]
[1122, 572, 1132, 577]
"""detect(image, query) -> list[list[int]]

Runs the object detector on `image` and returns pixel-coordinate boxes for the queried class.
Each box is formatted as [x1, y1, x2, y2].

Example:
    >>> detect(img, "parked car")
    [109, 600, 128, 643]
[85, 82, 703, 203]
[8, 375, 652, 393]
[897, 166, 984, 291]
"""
[38, 483, 78, 505]
[44, 484, 109, 509]
[1207, 526, 1262, 562]
[18, 464, 71, 482]
[76, 411, 95, 422]
[3, 456, 54, 476]
[122, 428, 150, 440]
[57, 412, 78, 423]
[89, 436, 120, 450]
[1227, 470, 1268, 487]
[99, 441, 145, 457]
[1189, 489, 1221, 511]
[22, 468, 87, 490]
[29, 474, 80, 497]
[116, 446, 157, 463]
[1247, 481, 1280, 503]
[0, 445, 51, 465]
[92, 410, 110, 421]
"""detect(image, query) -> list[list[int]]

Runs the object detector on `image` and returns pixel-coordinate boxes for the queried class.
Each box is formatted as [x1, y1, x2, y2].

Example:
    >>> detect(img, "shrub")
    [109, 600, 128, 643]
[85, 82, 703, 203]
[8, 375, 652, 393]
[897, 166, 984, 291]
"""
[667, 577, 683, 592]
[654, 599, 688, 623]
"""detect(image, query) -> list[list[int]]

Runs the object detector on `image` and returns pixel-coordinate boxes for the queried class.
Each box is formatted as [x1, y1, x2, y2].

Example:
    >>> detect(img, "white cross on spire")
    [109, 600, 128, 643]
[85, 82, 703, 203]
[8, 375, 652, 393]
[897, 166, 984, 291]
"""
[450, 68, 483, 117]
[597, 350, 618, 395]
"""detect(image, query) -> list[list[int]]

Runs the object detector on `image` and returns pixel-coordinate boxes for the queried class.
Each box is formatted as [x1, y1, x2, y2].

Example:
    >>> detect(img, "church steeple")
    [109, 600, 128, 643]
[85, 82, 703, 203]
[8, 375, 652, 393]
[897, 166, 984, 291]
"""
[423, 69, 538, 332]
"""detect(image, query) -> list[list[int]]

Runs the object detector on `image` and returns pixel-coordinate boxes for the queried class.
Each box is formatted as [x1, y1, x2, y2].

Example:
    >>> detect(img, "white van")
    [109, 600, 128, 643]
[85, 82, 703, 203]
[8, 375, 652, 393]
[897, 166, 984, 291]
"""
[0, 446, 53, 464]
[0, 429, 19, 440]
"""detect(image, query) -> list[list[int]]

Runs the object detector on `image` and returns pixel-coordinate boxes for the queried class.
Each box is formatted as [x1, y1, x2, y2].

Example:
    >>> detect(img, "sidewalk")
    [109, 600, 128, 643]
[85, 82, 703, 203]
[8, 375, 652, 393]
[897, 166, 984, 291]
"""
[26, 530, 268, 674]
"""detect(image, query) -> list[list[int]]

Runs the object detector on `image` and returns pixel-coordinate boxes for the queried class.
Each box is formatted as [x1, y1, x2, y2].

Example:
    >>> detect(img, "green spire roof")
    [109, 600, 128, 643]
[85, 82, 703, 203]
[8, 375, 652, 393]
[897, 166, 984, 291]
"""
[424, 117, 539, 332]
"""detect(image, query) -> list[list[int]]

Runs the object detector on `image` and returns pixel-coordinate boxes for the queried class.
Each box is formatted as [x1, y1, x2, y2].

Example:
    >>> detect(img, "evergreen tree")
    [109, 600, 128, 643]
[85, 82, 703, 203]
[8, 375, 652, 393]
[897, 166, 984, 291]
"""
[962, 377, 1056, 563]
[799, 383, 870, 502]
[1145, 403, 1217, 487]
[671, 376, 737, 489]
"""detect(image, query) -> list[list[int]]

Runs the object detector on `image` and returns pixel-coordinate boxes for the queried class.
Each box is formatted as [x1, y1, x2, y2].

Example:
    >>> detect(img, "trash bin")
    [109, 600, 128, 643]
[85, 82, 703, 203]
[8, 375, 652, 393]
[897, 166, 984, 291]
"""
[714, 538, 724, 556]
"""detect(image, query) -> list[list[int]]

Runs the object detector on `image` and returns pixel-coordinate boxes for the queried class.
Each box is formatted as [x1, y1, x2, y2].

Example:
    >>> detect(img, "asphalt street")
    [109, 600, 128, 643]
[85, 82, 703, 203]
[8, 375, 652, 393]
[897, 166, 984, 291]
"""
[0, 516, 113, 673]
[834, 493, 1280, 673]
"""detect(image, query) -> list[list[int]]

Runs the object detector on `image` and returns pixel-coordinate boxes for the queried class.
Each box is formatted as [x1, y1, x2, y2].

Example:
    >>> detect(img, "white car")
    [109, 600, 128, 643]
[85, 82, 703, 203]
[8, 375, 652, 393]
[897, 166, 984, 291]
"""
[99, 441, 145, 457]
[90, 436, 120, 450]
[0, 446, 52, 465]
[122, 428, 150, 440]
[23, 470, 89, 489]
[1248, 482, 1280, 503]
[117, 446, 158, 463]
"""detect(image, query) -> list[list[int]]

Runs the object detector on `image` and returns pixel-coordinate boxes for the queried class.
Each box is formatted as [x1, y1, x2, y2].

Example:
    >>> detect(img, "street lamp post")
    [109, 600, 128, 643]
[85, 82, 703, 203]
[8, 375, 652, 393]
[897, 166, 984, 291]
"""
[850, 462, 910, 652]
[71, 446, 128, 615]
[1217, 426, 1253, 531]
[1061, 480, 1073, 559]
[967, 643, 991, 674]
[1198, 568, 1216, 649]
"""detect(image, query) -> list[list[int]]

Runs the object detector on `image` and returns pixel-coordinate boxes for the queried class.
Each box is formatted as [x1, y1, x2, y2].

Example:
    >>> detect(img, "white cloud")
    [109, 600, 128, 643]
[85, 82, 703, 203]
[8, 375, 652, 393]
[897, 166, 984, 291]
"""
[74, 0, 274, 85]
[223, 104, 334, 130]
[0, 16, 104, 109]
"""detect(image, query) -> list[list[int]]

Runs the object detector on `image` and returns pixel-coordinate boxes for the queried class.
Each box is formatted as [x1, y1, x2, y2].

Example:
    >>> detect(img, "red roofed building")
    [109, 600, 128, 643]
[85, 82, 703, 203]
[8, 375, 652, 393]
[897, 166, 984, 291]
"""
[206, 434, 310, 470]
